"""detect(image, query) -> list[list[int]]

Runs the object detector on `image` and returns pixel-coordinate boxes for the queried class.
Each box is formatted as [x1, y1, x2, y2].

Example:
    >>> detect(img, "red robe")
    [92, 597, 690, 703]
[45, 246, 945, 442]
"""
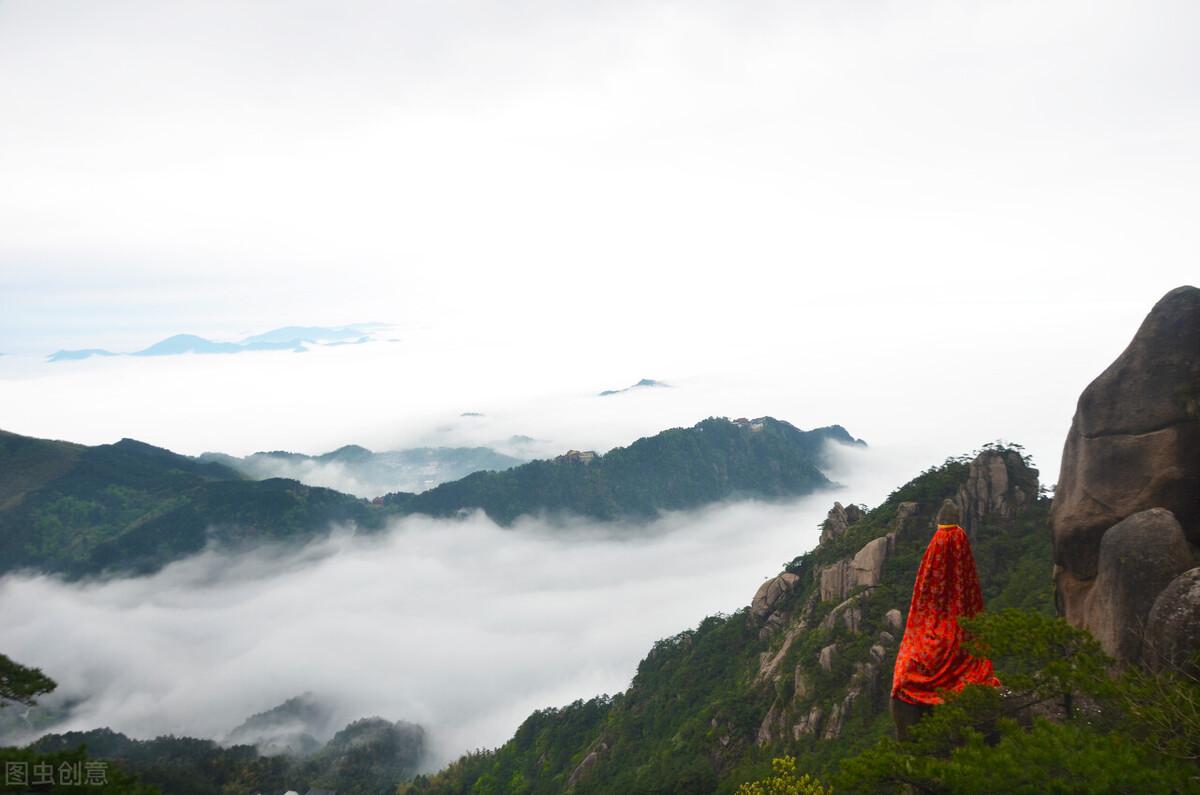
[891, 523, 999, 705]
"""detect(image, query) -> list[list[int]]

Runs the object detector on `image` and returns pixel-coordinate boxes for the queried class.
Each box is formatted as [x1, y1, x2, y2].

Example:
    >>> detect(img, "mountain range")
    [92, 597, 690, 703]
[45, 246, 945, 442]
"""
[381, 419, 864, 525]
[200, 445, 527, 498]
[597, 378, 670, 396]
[0, 416, 860, 578]
[47, 324, 383, 362]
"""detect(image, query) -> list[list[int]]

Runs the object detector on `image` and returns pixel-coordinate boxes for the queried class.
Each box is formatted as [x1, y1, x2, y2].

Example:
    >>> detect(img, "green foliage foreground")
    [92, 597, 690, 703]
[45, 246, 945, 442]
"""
[828, 609, 1200, 794]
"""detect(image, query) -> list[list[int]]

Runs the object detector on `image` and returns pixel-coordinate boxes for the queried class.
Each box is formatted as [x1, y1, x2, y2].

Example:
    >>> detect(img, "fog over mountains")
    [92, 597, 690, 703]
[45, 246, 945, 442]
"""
[199, 444, 527, 498]
[0, 435, 906, 773]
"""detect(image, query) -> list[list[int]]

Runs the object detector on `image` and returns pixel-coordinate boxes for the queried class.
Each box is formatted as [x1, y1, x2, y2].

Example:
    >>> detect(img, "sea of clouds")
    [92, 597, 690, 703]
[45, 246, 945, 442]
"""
[0, 293, 1122, 768]
[0, 440, 943, 771]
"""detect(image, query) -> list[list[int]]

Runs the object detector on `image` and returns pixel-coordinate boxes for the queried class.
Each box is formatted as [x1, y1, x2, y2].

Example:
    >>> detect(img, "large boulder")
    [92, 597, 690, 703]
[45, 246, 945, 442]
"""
[850, 536, 890, 587]
[1145, 567, 1200, 675]
[1052, 286, 1200, 581]
[820, 594, 864, 633]
[1050, 286, 1200, 662]
[818, 535, 892, 602]
[1079, 509, 1194, 660]
[751, 572, 800, 620]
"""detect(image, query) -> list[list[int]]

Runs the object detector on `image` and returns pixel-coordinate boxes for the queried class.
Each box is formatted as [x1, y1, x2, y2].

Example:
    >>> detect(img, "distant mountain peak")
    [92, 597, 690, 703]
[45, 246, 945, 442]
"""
[598, 378, 671, 396]
[382, 415, 861, 525]
[47, 348, 119, 362]
[319, 444, 374, 462]
[46, 323, 387, 362]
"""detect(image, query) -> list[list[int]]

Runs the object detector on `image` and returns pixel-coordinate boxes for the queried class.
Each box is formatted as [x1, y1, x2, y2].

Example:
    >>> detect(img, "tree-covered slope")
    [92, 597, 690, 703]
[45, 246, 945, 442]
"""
[0, 430, 386, 578]
[26, 716, 424, 795]
[383, 418, 863, 525]
[401, 445, 1052, 794]
[0, 417, 859, 578]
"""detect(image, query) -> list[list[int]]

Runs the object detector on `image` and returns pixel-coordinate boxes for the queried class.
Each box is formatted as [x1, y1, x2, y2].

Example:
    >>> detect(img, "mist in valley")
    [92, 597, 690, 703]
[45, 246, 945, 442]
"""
[0, 440, 943, 771]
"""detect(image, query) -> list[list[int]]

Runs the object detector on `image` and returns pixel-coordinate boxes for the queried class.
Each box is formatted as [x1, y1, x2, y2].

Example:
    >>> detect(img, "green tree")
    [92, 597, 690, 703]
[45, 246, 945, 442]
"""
[835, 610, 1200, 794]
[0, 653, 55, 708]
[736, 756, 833, 795]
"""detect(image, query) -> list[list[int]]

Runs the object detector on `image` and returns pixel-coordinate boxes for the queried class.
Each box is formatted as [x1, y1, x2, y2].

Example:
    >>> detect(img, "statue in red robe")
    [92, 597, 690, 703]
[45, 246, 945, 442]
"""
[891, 500, 999, 737]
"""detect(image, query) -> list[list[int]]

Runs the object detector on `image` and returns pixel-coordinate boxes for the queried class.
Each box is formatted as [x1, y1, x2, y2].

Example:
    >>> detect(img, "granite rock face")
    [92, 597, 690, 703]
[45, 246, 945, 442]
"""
[566, 741, 607, 789]
[817, 535, 893, 602]
[954, 449, 1040, 540]
[820, 501, 866, 545]
[751, 572, 800, 620]
[1145, 567, 1200, 675]
[1079, 508, 1194, 660]
[1050, 285, 1200, 665]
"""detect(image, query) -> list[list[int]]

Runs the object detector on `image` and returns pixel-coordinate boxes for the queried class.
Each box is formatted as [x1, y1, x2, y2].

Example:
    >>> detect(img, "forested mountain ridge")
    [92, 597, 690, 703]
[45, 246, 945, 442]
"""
[0, 417, 858, 578]
[382, 418, 863, 524]
[401, 445, 1052, 794]
[0, 429, 386, 578]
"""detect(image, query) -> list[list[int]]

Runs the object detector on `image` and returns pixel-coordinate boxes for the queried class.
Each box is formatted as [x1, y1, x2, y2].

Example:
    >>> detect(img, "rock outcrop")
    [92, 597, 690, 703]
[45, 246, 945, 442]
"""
[890, 501, 922, 543]
[751, 572, 800, 620]
[750, 443, 1048, 751]
[751, 572, 802, 639]
[818, 643, 838, 673]
[755, 618, 811, 683]
[792, 704, 823, 739]
[954, 449, 1040, 539]
[566, 741, 607, 789]
[820, 595, 864, 634]
[820, 501, 866, 545]
[1050, 285, 1200, 665]
[818, 535, 892, 602]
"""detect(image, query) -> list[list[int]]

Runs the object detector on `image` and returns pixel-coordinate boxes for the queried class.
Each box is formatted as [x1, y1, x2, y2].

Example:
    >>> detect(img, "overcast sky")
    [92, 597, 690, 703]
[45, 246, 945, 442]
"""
[1, 0, 1196, 349]
[1, 0, 1197, 484]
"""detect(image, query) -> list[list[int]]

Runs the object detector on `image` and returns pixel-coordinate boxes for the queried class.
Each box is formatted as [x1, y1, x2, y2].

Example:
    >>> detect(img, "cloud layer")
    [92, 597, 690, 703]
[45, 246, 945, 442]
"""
[0, 443, 931, 771]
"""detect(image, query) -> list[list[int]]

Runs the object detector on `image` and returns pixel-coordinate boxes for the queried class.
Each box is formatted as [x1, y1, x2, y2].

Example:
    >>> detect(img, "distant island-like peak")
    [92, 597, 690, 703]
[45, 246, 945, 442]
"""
[47, 323, 385, 362]
[598, 378, 670, 396]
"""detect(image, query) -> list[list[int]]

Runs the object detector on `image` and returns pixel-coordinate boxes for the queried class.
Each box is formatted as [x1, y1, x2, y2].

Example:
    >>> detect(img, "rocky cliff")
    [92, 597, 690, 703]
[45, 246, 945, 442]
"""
[749, 448, 1041, 747]
[1050, 285, 1200, 670]
[403, 445, 1052, 794]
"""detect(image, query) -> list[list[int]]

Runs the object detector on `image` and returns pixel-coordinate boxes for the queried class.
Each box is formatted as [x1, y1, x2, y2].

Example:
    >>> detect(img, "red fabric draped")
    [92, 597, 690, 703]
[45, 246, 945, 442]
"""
[891, 524, 999, 705]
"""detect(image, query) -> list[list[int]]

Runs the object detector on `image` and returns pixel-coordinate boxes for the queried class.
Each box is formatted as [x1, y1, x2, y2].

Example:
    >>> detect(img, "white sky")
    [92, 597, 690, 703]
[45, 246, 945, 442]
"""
[0, 0, 1196, 480]
[1, 0, 1196, 351]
